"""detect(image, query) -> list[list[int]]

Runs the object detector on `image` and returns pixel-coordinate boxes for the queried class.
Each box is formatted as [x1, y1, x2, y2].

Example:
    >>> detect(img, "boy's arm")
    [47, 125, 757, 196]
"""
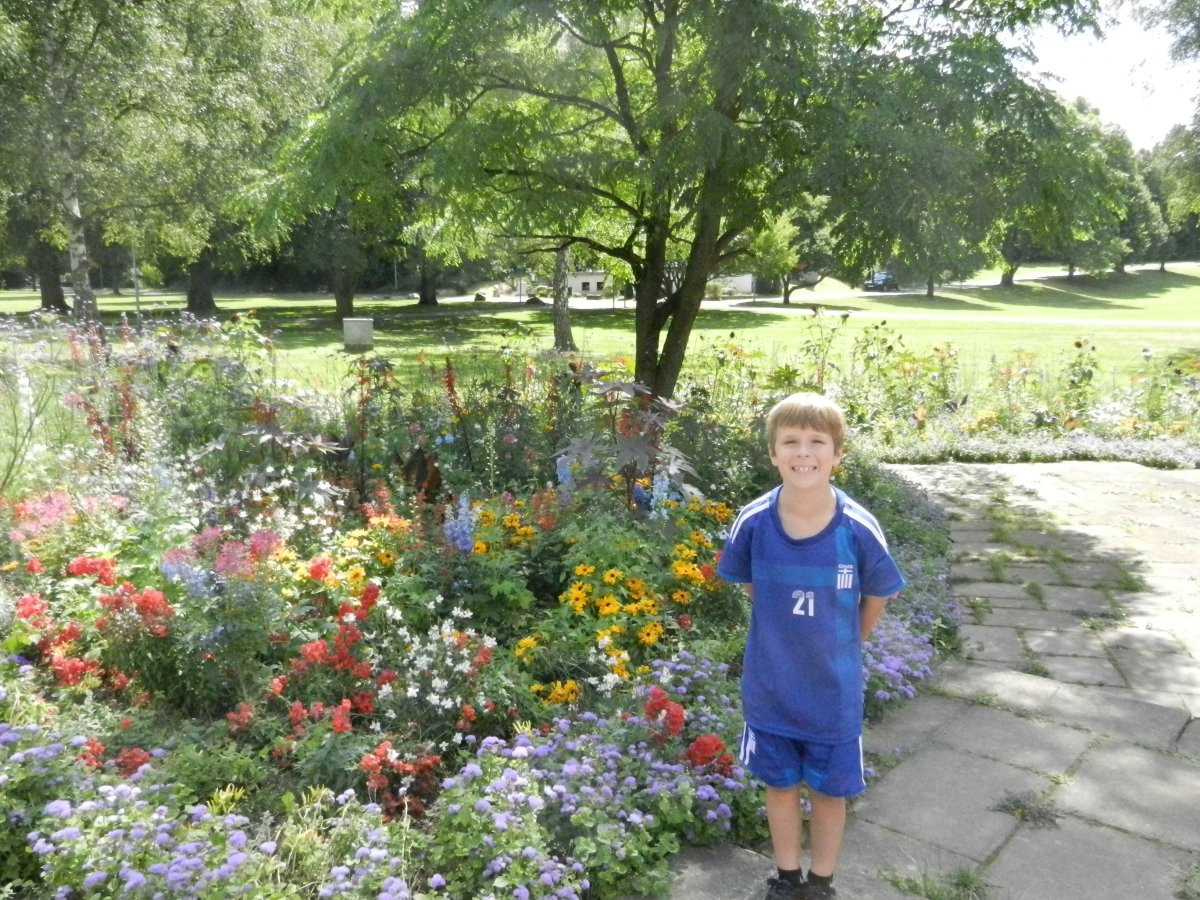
[860, 594, 890, 637]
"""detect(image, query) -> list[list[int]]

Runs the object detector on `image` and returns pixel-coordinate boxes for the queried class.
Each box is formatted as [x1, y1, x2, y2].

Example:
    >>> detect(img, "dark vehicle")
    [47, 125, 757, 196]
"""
[863, 271, 900, 291]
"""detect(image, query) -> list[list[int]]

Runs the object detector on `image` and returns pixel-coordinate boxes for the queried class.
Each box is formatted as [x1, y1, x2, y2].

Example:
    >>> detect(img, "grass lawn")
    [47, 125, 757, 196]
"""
[3, 263, 1199, 392]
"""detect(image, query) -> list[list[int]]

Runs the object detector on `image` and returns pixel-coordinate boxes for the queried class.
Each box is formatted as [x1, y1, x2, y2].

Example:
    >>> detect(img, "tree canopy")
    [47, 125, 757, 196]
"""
[295, 0, 1103, 397]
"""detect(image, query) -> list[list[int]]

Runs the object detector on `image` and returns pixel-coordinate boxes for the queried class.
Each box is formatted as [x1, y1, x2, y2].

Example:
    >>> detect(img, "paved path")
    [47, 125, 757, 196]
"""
[667, 461, 1200, 900]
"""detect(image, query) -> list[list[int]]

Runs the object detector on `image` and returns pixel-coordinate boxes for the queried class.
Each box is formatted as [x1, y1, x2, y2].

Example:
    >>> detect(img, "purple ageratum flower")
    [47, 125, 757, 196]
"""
[83, 871, 108, 889]
[43, 799, 73, 818]
[428, 873, 447, 889]
[121, 869, 147, 890]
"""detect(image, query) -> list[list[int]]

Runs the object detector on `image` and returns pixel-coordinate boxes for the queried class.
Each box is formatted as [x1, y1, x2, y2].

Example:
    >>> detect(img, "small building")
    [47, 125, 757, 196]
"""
[568, 270, 608, 296]
[710, 273, 756, 295]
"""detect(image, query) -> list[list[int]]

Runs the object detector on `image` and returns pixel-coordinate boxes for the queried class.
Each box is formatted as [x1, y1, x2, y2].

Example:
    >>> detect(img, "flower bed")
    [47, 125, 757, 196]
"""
[0, 314, 957, 897]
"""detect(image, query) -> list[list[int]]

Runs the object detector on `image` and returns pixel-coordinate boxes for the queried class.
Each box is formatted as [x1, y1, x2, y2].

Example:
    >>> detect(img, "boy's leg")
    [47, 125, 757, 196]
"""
[807, 789, 846, 878]
[765, 784, 806, 871]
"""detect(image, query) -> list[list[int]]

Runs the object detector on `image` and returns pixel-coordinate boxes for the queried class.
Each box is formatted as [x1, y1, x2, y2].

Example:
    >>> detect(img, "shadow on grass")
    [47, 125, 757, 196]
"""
[859, 293, 994, 311]
[949, 269, 1200, 310]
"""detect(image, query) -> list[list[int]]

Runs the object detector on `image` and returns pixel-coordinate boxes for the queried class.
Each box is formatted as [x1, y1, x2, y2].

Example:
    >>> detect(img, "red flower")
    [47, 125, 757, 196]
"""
[644, 686, 685, 740]
[225, 701, 256, 735]
[15, 593, 49, 629]
[78, 737, 105, 769]
[66, 555, 116, 585]
[299, 640, 329, 664]
[331, 699, 353, 733]
[115, 746, 151, 777]
[25, 557, 44, 574]
[49, 651, 99, 686]
[684, 734, 733, 774]
[307, 556, 333, 581]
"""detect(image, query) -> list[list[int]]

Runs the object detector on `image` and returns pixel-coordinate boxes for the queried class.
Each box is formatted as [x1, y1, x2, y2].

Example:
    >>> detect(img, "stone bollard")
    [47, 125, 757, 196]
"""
[343, 318, 374, 351]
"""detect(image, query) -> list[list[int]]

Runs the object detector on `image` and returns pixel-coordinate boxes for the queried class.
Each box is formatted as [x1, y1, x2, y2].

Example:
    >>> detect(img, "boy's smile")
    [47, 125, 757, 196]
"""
[769, 424, 842, 491]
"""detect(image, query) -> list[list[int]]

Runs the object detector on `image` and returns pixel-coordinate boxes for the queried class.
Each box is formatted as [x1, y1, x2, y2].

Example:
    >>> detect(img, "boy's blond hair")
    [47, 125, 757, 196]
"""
[765, 392, 847, 452]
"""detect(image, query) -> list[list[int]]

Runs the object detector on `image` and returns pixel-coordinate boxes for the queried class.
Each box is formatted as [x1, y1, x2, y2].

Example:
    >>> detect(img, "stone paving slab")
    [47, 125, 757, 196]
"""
[982, 815, 1195, 900]
[1037, 654, 1127, 687]
[664, 844, 766, 900]
[853, 745, 1044, 862]
[1056, 741, 1200, 852]
[933, 661, 1189, 750]
[1181, 720, 1200, 759]
[1023, 628, 1109, 657]
[1053, 560, 1130, 584]
[928, 704, 1093, 775]
[982, 607, 1082, 630]
[1001, 563, 1061, 584]
[864, 695, 966, 759]
[1110, 647, 1200, 696]
[837, 819, 966, 899]
[959, 624, 1026, 665]
[1105, 626, 1188, 653]
[953, 581, 1042, 605]
[1037, 584, 1111, 613]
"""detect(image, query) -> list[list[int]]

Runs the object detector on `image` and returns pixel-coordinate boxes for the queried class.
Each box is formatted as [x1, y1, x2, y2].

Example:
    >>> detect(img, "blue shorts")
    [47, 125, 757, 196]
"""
[738, 725, 866, 797]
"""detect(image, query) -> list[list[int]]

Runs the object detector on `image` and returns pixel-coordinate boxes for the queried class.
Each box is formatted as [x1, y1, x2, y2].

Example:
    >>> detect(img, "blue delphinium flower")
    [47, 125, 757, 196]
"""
[443, 494, 477, 554]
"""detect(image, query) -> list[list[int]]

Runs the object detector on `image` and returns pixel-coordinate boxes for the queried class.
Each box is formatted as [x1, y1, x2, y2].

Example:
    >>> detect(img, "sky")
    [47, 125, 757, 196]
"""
[1028, 4, 1200, 150]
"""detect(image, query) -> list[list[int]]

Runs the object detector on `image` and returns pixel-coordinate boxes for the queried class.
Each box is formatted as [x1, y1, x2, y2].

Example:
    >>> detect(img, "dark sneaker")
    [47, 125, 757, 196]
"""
[800, 880, 837, 899]
[764, 877, 804, 900]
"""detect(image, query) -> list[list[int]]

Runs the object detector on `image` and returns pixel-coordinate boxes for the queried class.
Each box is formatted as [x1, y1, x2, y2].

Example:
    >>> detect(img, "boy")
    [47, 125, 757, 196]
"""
[717, 392, 905, 899]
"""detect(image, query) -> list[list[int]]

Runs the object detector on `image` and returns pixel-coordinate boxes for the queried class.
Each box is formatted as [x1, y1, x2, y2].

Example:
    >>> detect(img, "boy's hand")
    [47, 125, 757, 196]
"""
[860, 594, 890, 637]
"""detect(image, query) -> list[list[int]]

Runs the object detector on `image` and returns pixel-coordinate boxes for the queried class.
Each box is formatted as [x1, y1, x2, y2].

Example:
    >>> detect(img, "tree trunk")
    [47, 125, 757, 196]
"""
[186, 249, 219, 316]
[643, 187, 724, 399]
[781, 275, 793, 304]
[417, 259, 439, 307]
[926, 276, 935, 297]
[552, 246, 576, 352]
[31, 238, 69, 313]
[332, 266, 355, 319]
[61, 169, 97, 318]
[1000, 265, 1017, 287]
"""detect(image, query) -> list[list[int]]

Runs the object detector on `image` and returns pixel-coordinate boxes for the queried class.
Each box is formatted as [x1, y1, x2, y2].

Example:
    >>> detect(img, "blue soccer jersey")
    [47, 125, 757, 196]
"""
[717, 485, 906, 742]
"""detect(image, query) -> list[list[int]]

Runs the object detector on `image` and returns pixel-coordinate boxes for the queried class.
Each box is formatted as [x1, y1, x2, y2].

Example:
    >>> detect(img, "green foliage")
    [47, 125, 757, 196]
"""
[884, 868, 993, 900]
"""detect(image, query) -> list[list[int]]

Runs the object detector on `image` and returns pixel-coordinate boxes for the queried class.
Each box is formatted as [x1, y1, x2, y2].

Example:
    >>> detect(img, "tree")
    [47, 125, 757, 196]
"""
[744, 213, 799, 301]
[117, 0, 343, 316]
[1099, 130, 1168, 272]
[986, 98, 1128, 283]
[309, 0, 1096, 397]
[0, 0, 187, 317]
[552, 246, 577, 352]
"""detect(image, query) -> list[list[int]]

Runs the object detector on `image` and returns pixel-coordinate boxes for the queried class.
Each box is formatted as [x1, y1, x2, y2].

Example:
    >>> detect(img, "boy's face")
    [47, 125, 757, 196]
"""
[769, 424, 842, 491]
